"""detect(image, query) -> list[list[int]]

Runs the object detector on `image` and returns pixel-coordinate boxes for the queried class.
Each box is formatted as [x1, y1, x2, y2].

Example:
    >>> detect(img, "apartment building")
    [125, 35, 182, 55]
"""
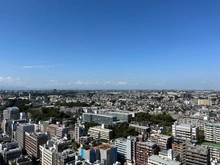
[40, 144, 56, 165]
[25, 132, 48, 158]
[135, 141, 158, 165]
[150, 134, 172, 150]
[198, 99, 212, 106]
[56, 125, 70, 138]
[74, 124, 86, 143]
[202, 142, 220, 163]
[172, 122, 198, 140]
[185, 144, 210, 165]
[204, 123, 220, 143]
[88, 125, 113, 141]
[46, 124, 58, 137]
[172, 137, 187, 162]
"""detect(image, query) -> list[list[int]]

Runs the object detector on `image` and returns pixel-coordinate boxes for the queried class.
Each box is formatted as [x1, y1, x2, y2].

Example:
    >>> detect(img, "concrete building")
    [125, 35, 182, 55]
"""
[55, 149, 75, 165]
[88, 125, 113, 141]
[3, 107, 20, 120]
[25, 132, 48, 158]
[135, 141, 158, 165]
[82, 113, 117, 126]
[172, 122, 199, 140]
[80, 144, 117, 165]
[74, 124, 86, 143]
[56, 125, 70, 138]
[0, 141, 22, 165]
[172, 137, 187, 162]
[8, 156, 32, 165]
[159, 149, 180, 161]
[150, 134, 172, 150]
[15, 123, 35, 148]
[46, 124, 58, 138]
[198, 99, 212, 106]
[129, 124, 150, 137]
[40, 143, 56, 165]
[204, 123, 220, 143]
[202, 142, 220, 163]
[97, 110, 132, 122]
[114, 136, 136, 163]
[185, 144, 210, 165]
[148, 155, 181, 165]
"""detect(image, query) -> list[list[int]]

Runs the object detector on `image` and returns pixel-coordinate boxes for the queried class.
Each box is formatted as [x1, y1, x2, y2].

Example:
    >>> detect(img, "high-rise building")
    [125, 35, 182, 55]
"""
[40, 143, 56, 165]
[25, 132, 48, 158]
[15, 123, 35, 148]
[74, 124, 86, 143]
[3, 107, 20, 120]
[135, 141, 158, 165]
[172, 122, 199, 140]
[204, 123, 220, 143]
[172, 137, 187, 162]
[114, 136, 136, 163]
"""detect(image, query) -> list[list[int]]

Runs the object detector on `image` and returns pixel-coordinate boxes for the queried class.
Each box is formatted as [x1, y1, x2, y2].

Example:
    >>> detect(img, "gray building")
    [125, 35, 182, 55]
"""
[0, 141, 22, 165]
[3, 107, 20, 120]
[15, 123, 35, 148]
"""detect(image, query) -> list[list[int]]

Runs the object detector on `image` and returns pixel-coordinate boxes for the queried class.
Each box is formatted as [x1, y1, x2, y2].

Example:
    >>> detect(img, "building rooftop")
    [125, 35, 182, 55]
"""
[149, 155, 181, 165]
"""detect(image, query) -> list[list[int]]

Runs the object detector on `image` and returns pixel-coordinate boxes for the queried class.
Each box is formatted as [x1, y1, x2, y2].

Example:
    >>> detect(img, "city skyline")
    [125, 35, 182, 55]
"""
[1, 0, 220, 90]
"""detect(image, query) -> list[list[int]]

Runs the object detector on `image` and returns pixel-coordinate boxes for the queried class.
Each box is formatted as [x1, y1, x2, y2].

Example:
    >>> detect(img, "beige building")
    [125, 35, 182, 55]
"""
[198, 99, 212, 106]
[88, 125, 113, 141]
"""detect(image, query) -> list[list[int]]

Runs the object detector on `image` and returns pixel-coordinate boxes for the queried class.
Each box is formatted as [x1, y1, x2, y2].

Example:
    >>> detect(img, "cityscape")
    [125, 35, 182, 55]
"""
[0, 90, 220, 165]
[1, 0, 220, 165]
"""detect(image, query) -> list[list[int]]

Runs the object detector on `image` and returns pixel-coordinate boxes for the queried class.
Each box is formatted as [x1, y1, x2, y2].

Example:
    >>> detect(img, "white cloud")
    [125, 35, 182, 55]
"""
[73, 80, 128, 86]
[22, 65, 53, 69]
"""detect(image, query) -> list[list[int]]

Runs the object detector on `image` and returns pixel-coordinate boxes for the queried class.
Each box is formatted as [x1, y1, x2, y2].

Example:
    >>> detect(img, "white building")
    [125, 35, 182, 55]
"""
[88, 125, 113, 141]
[148, 155, 181, 165]
[204, 123, 220, 143]
[40, 143, 56, 165]
[172, 122, 198, 140]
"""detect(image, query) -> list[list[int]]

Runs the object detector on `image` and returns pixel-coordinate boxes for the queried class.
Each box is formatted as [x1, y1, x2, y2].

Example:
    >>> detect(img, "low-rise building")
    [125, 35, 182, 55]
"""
[88, 125, 113, 141]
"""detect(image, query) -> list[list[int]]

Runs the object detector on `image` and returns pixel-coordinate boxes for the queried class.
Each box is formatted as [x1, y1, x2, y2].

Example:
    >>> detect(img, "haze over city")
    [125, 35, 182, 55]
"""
[1, 0, 220, 90]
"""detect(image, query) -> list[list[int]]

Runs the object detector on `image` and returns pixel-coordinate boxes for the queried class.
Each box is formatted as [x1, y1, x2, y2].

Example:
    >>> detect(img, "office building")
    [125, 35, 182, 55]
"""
[25, 132, 48, 158]
[185, 144, 210, 165]
[82, 113, 117, 126]
[135, 141, 158, 165]
[3, 107, 20, 120]
[15, 123, 35, 148]
[204, 123, 220, 143]
[172, 122, 199, 140]
[88, 125, 113, 141]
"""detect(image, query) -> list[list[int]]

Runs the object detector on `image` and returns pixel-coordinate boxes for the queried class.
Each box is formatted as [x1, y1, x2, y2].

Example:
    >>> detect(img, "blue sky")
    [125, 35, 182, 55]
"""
[0, 0, 220, 90]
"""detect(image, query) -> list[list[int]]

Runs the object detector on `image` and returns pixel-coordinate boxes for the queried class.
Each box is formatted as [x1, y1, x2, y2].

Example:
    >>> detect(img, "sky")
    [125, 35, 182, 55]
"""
[0, 0, 220, 90]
